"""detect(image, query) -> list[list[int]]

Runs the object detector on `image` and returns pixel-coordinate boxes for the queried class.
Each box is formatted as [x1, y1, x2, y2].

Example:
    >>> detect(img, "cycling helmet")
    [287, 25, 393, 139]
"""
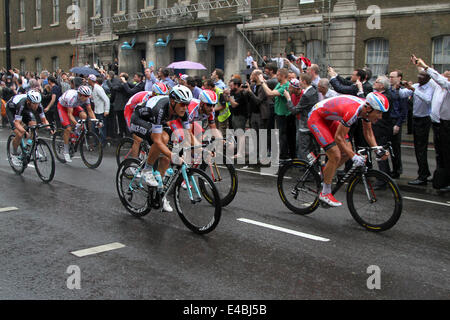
[78, 85, 92, 96]
[27, 90, 42, 104]
[366, 92, 389, 112]
[152, 82, 169, 96]
[199, 89, 218, 105]
[169, 85, 193, 104]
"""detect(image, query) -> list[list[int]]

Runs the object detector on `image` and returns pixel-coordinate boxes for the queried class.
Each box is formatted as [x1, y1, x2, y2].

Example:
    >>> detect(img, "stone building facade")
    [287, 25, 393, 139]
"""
[0, 0, 449, 81]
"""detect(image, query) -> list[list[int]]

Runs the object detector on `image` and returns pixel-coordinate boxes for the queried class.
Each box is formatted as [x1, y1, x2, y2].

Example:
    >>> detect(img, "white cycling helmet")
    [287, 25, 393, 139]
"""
[366, 92, 389, 112]
[78, 85, 92, 96]
[27, 90, 42, 104]
[169, 85, 193, 104]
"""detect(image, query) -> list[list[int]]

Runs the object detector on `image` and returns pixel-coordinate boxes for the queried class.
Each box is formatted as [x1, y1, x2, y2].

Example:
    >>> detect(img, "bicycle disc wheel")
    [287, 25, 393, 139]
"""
[174, 168, 221, 234]
[116, 137, 134, 166]
[6, 134, 26, 175]
[199, 161, 238, 207]
[80, 131, 103, 169]
[34, 139, 55, 183]
[347, 169, 402, 232]
[277, 160, 321, 215]
[116, 158, 151, 217]
[52, 128, 67, 164]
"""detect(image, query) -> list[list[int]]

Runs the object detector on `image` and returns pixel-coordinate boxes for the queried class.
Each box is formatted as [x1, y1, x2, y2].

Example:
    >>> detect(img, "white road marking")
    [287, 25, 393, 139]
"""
[404, 196, 450, 207]
[0, 207, 19, 213]
[71, 242, 126, 257]
[237, 218, 330, 242]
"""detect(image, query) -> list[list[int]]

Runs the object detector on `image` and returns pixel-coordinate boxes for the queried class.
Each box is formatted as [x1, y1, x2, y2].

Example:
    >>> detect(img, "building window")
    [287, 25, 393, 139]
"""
[432, 36, 450, 74]
[35, 0, 42, 28]
[52, 0, 60, 24]
[306, 40, 327, 76]
[145, 0, 155, 8]
[35, 58, 42, 73]
[117, 0, 126, 13]
[20, 59, 26, 73]
[93, 0, 101, 17]
[256, 43, 272, 62]
[365, 38, 389, 79]
[52, 57, 59, 72]
[19, 0, 25, 30]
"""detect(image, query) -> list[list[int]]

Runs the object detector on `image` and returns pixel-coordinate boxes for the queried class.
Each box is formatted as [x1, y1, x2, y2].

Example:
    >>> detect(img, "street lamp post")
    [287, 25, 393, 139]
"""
[4, 0, 11, 70]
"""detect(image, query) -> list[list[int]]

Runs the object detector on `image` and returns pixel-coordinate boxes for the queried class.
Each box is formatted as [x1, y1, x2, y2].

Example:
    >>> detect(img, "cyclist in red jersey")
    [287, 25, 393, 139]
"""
[124, 82, 168, 160]
[307, 92, 390, 207]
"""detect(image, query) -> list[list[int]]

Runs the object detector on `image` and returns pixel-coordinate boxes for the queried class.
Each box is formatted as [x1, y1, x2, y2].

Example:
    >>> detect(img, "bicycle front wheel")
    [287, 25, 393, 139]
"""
[80, 132, 103, 169]
[116, 158, 151, 217]
[277, 160, 321, 215]
[199, 161, 238, 207]
[52, 128, 67, 163]
[34, 139, 55, 183]
[6, 134, 26, 175]
[116, 137, 134, 166]
[347, 169, 402, 232]
[174, 168, 222, 234]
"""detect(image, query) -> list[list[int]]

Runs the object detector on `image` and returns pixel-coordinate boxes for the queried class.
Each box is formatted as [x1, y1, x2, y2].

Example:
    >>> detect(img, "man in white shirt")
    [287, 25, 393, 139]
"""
[412, 55, 450, 189]
[307, 64, 321, 87]
[400, 69, 436, 185]
[88, 74, 110, 146]
[245, 51, 254, 69]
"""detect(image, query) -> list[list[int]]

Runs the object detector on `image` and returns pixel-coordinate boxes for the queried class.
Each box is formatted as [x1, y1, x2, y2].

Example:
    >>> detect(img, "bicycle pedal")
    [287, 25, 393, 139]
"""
[190, 197, 202, 204]
[320, 202, 331, 209]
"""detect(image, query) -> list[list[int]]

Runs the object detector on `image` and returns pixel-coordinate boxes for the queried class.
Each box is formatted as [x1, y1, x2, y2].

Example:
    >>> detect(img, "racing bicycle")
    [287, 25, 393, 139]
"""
[277, 143, 403, 231]
[116, 144, 222, 234]
[6, 123, 55, 183]
[52, 119, 103, 169]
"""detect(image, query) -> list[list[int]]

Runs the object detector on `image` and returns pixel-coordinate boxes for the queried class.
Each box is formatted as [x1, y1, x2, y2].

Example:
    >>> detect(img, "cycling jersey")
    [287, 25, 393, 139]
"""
[124, 91, 152, 129]
[6, 94, 46, 130]
[57, 89, 91, 127]
[130, 95, 190, 142]
[308, 95, 365, 150]
[169, 99, 215, 141]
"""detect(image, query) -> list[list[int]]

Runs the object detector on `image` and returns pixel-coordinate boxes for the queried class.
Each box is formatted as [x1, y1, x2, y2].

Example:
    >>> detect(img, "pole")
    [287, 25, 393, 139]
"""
[4, 0, 11, 70]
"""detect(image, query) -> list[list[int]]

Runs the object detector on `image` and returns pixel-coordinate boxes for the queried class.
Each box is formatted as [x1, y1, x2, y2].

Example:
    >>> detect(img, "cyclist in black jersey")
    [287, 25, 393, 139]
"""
[6, 90, 52, 165]
[129, 85, 195, 212]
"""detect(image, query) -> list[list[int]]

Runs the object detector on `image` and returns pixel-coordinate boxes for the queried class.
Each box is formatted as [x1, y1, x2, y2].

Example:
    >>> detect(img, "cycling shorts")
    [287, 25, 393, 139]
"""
[57, 102, 84, 128]
[308, 110, 349, 151]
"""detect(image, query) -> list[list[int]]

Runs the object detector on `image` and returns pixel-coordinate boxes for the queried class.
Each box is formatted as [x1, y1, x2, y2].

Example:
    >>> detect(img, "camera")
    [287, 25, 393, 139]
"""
[241, 84, 248, 89]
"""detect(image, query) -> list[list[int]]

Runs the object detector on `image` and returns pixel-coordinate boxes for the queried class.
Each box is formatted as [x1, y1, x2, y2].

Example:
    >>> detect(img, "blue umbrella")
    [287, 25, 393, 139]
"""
[69, 67, 100, 76]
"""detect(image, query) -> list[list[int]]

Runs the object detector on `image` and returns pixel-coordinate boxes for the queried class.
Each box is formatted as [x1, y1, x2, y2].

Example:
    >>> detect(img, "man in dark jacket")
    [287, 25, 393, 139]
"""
[371, 75, 395, 188]
[111, 72, 130, 137]
[121, 72, 145, 98]
[284, 73, 319, 159]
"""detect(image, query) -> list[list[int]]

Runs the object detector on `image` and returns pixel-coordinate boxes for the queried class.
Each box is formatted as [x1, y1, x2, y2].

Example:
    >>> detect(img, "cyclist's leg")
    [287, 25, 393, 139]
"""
[130, 134, 142, 159]
[5, 105, 24, 152]
[157, 131, 171, 177]
[57, 103, 72, 146]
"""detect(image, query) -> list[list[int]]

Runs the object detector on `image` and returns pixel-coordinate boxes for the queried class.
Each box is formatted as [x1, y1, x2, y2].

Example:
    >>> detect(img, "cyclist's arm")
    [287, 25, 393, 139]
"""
[334, 123, 354, 159]
[67, 108, 78, 126]
[85, 104, 96, 120]
[361, 121, 377, 148]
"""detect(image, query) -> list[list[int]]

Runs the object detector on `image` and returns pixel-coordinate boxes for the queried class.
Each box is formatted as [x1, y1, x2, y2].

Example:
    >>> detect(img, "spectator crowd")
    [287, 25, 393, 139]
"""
[1, 45, 449, 190]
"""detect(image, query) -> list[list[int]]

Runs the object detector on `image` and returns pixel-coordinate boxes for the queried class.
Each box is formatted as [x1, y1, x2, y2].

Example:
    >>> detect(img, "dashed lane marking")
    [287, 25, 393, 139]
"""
[404, 196, 450, 207]
[0, 207, 19, 213]
[237, 218, 330, 242]
[70, 242, 126, 257]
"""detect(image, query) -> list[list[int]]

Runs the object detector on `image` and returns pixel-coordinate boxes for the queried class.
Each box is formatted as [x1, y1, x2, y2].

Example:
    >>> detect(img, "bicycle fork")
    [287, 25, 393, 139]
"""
[181, 165, 202, 204]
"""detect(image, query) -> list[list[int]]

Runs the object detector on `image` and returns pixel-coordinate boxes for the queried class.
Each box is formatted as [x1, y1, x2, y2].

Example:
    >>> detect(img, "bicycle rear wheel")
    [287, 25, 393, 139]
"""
[34, 139, 55, 183]
[199, 161, 238, 207]
[52, 128, 67, 163]
[116, 137, 134, 166]
[174, 168, 221, 234]
[277, 160, 321, 215]
[116, 158, 151, 217]
[347, 169, 402, 232]
[80, 131, 103, 169]
[6, 134, 26, 175]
